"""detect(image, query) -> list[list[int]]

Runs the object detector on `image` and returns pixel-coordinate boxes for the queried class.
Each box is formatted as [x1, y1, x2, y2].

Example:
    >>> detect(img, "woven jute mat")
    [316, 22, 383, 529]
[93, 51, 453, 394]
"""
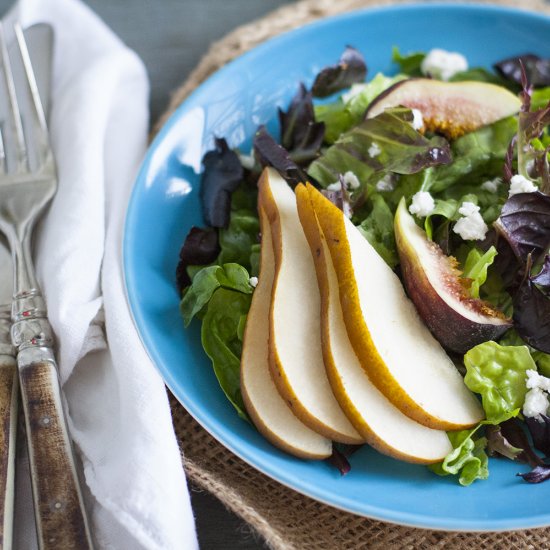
[164, 1, 550, 548]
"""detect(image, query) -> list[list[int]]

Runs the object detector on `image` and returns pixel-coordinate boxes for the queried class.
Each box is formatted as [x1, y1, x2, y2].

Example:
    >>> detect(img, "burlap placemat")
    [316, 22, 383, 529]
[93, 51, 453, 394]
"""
[165, 1, 550, 548]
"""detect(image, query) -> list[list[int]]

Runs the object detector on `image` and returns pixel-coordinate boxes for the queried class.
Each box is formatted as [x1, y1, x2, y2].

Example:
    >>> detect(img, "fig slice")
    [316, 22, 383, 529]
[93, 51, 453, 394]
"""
[394, 198, 512, 354]
[366, 79, 521, 139]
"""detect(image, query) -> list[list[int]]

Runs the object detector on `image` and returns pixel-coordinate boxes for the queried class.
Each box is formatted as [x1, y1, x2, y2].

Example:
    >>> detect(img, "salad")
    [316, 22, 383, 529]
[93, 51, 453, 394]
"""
[175, 45, 550, 486]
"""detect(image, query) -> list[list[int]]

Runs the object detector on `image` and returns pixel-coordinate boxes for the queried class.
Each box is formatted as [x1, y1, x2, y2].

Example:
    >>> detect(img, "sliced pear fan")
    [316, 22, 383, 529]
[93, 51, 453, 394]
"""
[296, 184, 452, 463]
[305, 183, 484, 431]
[258, 168, 363, 444]
[241, 204, 332, 459]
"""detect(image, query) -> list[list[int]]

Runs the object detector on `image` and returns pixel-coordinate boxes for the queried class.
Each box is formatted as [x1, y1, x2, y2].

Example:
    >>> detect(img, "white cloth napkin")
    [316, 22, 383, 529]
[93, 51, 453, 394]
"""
[4, 0, 198, 548]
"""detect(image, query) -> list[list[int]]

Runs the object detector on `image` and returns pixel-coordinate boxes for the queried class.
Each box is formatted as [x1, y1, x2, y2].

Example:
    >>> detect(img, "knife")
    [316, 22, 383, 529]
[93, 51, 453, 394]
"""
[0, 23, 53, 550]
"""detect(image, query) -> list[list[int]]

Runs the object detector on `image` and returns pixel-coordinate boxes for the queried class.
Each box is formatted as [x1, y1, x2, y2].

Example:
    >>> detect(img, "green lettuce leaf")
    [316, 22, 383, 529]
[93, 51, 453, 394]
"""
[314, 73, 406, 144]
[430, 410, 517, 486]
[427, 116, 518, 193]
[201, 288, 252, 420]
[430, 430, 489, 486]
[462, 246, 498, 299]
[391, 46, 425, 76]
[464, 341, 535, 422]
[308, 109, 451, 187]
[180, 263, 253, 326]
[218, 209, 260, 270]
[357, 193, 398, 268]
[532, 87, 550, 111]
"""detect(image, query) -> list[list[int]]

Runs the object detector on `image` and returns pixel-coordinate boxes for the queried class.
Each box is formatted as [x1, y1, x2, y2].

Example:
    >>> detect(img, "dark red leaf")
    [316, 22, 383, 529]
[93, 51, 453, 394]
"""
[279, 83, 325, 166]
[311, 46, 367, 98]
[176, 226, 220, 291]
[200, 138, 244, 228]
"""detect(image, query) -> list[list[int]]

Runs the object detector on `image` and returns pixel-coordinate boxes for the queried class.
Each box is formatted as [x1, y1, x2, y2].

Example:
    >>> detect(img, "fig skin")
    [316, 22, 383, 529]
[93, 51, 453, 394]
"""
[394, 199, 512, 354]
[366, 78, 521, 140]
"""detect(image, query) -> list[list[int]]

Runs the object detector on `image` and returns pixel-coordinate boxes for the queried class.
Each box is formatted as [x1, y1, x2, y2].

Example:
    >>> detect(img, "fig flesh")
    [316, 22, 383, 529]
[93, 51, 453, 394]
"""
[394, 198, 512, 353]
[366, 79, 521, 139]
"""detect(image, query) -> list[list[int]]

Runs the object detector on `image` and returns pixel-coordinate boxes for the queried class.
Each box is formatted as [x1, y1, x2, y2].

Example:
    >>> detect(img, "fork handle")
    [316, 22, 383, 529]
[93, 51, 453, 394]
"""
[18, 352, 94, 550]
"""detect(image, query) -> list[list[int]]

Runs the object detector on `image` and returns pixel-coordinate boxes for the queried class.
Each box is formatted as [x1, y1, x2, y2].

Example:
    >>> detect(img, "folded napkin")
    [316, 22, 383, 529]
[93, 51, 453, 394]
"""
[4, 0, 198, 548]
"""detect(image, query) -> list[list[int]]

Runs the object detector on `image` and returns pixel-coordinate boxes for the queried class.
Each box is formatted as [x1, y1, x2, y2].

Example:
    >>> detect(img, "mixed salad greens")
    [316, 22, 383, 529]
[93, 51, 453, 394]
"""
[176, 45, 550, 486]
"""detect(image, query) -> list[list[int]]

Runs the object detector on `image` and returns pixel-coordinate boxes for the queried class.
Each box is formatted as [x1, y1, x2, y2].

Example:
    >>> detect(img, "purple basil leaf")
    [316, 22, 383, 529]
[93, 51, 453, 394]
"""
[494, 192, 550, 264]
[311, 46, 367, 98]
[503, 135, 516, 183]
[518, 464, 550, 483]
[526, 415, 550, 457]
[495, 54, 550, 88]
[200, 138, 244, 228]
[253, 126, 311, 188]
[532, 255, 550, 289]
[485, 424, 523, 461]
[175, 226, 220, 291]
[500, 418, 544, 467]
[279, 83, 325, 166]
[513, 275, 550, 353]
[320, 174, 353, 218]
[326, 446, 351, 475]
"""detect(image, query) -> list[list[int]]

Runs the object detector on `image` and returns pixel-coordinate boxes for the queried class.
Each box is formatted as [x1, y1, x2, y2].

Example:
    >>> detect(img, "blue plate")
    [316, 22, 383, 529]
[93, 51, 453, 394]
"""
[124, 3, 550, 531]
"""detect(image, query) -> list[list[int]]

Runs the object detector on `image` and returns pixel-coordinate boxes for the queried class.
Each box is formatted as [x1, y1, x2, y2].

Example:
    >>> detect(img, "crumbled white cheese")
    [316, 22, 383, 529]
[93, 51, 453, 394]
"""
[326, 182, 342, 191]
[408, 191, 435, 217]
[509, 174, 538, 197]
[249, 276, 258, 288]
[526, 369, 550, 392]
[481, 177, 502, 193]
[420, 48, 468, 81]
[341, 83, 368, 104]
[452, 201, 489, 241]
[375, 173, 395, 192]
[343, 171, 360, 190]
[327, 171, 361, 192]
[368, 142, 381, 158]
[523, 370, 550, 419]
[238, 151, 255, 171]
[411, 108, 424, 131]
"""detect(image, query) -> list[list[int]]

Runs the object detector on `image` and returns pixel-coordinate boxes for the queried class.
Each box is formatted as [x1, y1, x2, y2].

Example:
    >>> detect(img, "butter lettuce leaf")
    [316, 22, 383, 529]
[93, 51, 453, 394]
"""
[430, 429, 489, 486]
[462, 246, 498, 299]
[464, 341, 535, 422]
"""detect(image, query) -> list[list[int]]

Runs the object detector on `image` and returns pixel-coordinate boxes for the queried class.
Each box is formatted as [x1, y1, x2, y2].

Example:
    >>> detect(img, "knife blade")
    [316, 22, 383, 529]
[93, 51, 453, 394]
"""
[0, 23, 53, 550]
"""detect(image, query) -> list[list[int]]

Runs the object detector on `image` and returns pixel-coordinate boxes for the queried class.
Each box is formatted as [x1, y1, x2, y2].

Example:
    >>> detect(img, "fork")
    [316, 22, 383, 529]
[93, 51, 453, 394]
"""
[0, 23, 94, 549]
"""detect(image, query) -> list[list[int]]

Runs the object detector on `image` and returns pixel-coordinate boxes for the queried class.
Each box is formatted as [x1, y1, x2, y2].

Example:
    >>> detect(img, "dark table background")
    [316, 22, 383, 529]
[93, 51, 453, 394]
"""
[0, 0, 295, 549]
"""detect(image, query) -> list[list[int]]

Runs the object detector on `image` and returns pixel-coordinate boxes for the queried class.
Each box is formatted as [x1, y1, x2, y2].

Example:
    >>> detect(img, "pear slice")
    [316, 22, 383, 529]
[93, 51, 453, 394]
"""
[258, 168, 363, 444]
[241, 205, 332, 459]
[296, 184, 452, 463]
[305, 183, 484, 431]
[394, 198, 511, 353]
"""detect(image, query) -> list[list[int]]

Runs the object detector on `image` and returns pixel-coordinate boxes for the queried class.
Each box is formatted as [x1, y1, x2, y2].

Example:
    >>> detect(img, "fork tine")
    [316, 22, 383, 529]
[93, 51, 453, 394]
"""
[0, 22, 27, 173]
[14, 23, 49, 161]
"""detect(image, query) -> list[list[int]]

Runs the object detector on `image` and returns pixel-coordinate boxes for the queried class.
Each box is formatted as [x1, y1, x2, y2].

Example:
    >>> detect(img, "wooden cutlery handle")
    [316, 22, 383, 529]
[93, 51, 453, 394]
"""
[18, 356, 94, 550]
[0, 353, 17, 550]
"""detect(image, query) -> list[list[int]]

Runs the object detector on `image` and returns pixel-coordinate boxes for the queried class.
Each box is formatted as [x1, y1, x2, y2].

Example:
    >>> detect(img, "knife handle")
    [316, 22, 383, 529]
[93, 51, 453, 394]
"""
[0, 314, 17, 550]
[17, 353, 94, 550]
[11, 290, 94, 550]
